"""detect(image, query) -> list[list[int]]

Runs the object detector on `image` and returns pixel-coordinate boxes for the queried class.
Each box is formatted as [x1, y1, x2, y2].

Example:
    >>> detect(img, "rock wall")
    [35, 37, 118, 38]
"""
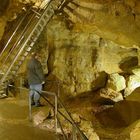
[0, 0, 140, 98]
[39, 16, 138, 97]
[63, 0, 140, 47]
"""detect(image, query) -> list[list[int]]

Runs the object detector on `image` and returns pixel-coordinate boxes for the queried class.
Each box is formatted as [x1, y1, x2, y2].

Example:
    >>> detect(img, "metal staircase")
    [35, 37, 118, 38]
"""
[0, 1, 90, 139]
[0, 0, 65, 85]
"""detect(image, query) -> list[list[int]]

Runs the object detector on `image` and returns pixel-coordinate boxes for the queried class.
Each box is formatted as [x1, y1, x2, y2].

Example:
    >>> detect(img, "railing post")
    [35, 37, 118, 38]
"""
[55, 95, 58, 134]
[57, 81, 60, 97]
[19, 77, 22, 98]
[5, 81, 9, 96]
[72, 126, 77, 140]
[29, 92, 32, 121]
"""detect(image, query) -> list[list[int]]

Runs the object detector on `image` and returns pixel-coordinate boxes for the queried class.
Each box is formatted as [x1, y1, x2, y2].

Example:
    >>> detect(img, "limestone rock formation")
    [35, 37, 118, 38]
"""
[124, 74, 140, 97]
[100, 88, 123, 102]
[107, 73, 126, 92]
[0, 1, 140, 139]
[130, 121, 140, 140]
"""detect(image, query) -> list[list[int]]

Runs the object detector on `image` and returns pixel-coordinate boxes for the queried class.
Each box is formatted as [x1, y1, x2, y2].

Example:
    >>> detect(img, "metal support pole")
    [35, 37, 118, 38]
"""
[55, 95, 58, 134]
[19, 77, 22, 98]
[72, 126, 77, 140]
[5, 81, 9, 96]
[57, 82, 60, 97]
[29, 92, 32, 121]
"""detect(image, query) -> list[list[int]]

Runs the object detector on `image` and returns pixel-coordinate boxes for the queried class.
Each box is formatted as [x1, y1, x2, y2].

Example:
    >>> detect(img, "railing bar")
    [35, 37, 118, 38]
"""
[7, 85, 88, 139]
[37, 91, 74, 125]
[31, 9, 41, 16]
[2, 1, 45, 64]
[42, 90, 56, 96]
[0, 0, 54, 83]
[57, 116, 68, 140]
[33, 91, 88, 140]
[57, 82, 60, 97]
[72, 126, 77, 140]
[1, 12, 36, 66]
[39, 0, 51, 10]
[0, 6, 32, 59]
[8, 84, 55, 96]
[7, 85, 76, 125]
[8, 85, 72, 124]
[57, 96, 88, 140]
[55, 95, 58, 134]
[28, 92, 32, 121]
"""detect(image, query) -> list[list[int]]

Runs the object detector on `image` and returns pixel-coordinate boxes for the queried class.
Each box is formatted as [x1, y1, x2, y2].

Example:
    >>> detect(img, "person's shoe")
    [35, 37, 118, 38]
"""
[31, 102, 35, 106]
[34, 102, 44, 107]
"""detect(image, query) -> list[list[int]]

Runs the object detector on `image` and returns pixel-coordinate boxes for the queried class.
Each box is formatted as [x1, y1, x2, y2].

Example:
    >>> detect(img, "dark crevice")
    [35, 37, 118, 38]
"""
[0, 0, 10, 16]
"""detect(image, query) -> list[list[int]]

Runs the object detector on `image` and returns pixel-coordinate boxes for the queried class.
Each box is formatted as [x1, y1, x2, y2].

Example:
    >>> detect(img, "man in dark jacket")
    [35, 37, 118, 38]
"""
[27, 52, 45, 107]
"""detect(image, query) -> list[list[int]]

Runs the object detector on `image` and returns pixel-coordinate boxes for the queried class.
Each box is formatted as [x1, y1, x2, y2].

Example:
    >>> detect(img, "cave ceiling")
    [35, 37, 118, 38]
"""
[0, 0, 140, 47]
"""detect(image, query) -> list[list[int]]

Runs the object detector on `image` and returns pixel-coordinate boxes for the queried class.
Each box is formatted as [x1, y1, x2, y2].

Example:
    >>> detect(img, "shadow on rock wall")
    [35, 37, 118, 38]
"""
[0, 0, 9, 16]
[91, 71, 108, 91]
[119, 56, 138, 72]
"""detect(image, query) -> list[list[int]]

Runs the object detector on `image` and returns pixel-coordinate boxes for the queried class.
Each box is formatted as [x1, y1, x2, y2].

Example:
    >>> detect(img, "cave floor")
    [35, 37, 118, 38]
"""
[0, 88, 140, 140]
[65, 89, 140, 140]
[0, 97, 57, 140]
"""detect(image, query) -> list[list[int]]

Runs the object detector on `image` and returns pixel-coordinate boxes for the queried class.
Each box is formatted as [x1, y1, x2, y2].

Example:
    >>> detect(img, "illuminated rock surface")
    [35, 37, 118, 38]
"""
[0, 0, 140, 140]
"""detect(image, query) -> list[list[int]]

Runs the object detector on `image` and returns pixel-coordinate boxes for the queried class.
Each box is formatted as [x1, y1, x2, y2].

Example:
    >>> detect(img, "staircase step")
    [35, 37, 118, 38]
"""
[0, 0, 65, 83]
[20, 56, 26, 61]
[31, 9, 41, 17]
[25, 47, 32, 52]
[13, 65, 20, 71]
[43, 15, 48, 19]
[40, 20, 45, 26]
[37, 24, 43, 30]
[47, 8, 54, 15]
[23, 52, 28, 57]
[10, 70, 16, 75]
[29, 42, 34, 47]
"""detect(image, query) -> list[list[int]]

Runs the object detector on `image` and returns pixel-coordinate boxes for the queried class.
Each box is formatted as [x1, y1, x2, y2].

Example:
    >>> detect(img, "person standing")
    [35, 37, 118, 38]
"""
[27, 52, 45, 107]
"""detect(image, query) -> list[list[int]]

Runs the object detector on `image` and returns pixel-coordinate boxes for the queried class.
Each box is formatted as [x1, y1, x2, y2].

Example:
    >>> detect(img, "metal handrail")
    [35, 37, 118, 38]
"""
[1, 12, 36, 66]
[0, 1, 53, 83]
[33, 90, 88, 140]
[7, 84, 88, 140]
[0, 1, 46, 66]
[0, 0, 54, 83]
[0, 0, 49, 61]
[0, 6, 32, 59]
[57, 116, 68, 140]
[57, 95, 88, 140]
